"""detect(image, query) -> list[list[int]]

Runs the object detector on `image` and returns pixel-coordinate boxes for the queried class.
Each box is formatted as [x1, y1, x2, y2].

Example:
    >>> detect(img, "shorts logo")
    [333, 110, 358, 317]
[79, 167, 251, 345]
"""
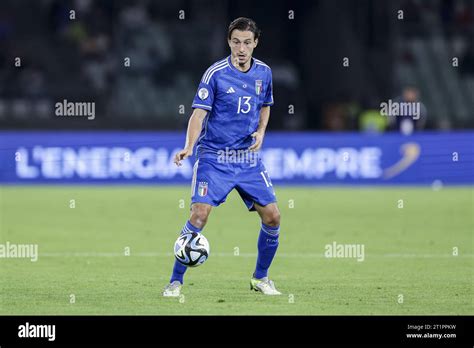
[198, 88, 209, 100]
[255, 80, 263, 95]
[198, 182, 208, 196]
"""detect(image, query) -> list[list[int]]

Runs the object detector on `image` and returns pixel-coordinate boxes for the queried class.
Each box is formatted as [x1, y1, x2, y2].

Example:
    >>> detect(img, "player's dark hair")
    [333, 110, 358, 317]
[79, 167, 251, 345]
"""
[228, 17, 261, 41]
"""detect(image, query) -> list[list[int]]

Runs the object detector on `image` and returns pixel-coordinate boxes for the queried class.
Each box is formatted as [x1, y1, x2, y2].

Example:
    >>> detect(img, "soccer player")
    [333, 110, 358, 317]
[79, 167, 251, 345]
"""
[163, 17, 281, 296]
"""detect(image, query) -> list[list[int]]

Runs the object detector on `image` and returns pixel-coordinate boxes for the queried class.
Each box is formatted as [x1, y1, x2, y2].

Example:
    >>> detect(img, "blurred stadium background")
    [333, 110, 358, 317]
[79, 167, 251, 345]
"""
[0, 0, 473, 131]
[0, 0, 472, 315]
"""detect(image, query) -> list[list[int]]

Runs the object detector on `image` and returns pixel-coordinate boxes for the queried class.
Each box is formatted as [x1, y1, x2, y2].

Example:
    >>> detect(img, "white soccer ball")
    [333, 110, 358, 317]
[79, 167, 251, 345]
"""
[174, 232, 210, 267]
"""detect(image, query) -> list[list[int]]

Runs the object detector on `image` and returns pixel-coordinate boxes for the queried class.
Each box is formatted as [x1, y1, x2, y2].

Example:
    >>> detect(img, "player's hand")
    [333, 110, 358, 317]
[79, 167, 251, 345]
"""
[248, 132, 264, 152]
[174, 148, 193, 166]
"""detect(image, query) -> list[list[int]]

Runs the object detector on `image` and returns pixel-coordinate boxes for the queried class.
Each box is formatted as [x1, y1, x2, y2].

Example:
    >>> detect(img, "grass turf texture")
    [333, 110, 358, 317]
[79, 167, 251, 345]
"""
[0, 186, 472, 315]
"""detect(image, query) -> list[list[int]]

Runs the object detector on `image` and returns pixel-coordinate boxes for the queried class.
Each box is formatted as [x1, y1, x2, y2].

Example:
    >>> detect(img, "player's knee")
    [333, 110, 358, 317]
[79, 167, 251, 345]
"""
[190, 204, 211, 228]
[262, 210, 280, 227]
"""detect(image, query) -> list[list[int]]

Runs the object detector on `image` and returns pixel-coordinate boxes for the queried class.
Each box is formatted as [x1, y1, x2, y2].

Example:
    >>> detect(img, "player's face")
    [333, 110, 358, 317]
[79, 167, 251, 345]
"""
[228, 30, 258, 66]
[403, 88, 419, 102]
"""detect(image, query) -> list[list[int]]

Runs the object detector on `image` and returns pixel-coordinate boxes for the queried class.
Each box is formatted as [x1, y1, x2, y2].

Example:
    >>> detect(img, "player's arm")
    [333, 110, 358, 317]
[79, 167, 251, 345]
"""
[174, 108, 208, 166]
[248, 106, 270, 152]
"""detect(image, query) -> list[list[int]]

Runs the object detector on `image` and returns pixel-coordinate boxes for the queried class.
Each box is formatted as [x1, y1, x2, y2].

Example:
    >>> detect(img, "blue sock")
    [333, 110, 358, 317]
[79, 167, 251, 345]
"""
[170, 220, 202, 284]
[254, 222, 280, 279]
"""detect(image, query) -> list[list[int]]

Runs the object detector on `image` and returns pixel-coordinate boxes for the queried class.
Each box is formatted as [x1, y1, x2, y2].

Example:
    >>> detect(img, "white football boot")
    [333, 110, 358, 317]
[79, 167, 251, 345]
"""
[250, 277, 281, 295]
[162, 281, 182, 297]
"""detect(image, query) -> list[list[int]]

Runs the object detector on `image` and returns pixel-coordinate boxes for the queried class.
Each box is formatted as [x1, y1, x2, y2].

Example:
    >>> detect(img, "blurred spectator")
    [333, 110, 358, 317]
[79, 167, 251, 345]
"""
[322, 103, 349, 131]
[390, 86, 427, 135]
[359, 109, 388, 133]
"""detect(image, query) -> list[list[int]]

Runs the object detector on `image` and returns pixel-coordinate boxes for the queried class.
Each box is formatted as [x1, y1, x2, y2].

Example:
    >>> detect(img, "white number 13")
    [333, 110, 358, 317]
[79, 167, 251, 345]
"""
[237, 96, 252, 114]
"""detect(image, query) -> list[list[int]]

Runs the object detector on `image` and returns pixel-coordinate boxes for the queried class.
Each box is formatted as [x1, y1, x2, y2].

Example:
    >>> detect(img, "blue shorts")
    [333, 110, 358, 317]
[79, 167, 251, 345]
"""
[190, 157, 277, 211]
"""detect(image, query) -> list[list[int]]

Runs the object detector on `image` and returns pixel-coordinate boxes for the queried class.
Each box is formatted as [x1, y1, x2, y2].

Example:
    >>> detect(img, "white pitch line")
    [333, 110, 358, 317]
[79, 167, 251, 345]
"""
[38, 252, 474, 259]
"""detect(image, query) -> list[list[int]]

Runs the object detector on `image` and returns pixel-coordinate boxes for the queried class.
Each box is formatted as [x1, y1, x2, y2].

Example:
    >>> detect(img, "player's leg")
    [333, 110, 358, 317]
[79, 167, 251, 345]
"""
[163, 203, 213, 297]
[253, 202, 281, 279]
[169, 203, 212, 284]
[249, 202, 281, 295]
[163, 158, 233, 297]
[235, 161, 282, 295]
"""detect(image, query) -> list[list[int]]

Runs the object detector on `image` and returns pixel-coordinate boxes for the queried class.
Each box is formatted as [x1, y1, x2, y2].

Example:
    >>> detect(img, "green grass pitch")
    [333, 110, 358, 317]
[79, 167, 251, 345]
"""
[0, 186, 472, 315]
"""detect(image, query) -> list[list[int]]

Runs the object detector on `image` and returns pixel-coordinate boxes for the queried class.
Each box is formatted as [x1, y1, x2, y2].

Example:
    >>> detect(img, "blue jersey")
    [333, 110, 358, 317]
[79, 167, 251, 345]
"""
[191, 56, 273, 159]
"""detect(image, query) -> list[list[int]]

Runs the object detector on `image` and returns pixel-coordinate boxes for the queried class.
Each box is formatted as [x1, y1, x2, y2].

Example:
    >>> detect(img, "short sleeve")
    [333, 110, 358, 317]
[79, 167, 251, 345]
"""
[192, 72, 217, 111]
[263, 69, 274, 106]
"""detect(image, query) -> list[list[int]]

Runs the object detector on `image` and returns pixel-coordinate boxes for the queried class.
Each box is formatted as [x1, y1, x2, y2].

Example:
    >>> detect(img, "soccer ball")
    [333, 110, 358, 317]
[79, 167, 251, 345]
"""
[174, 232, 210, 267]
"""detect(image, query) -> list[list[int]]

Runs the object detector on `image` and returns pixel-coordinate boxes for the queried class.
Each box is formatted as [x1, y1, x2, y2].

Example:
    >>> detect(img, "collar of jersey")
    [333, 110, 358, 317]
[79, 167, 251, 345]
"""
[227, 55, 255, 75]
